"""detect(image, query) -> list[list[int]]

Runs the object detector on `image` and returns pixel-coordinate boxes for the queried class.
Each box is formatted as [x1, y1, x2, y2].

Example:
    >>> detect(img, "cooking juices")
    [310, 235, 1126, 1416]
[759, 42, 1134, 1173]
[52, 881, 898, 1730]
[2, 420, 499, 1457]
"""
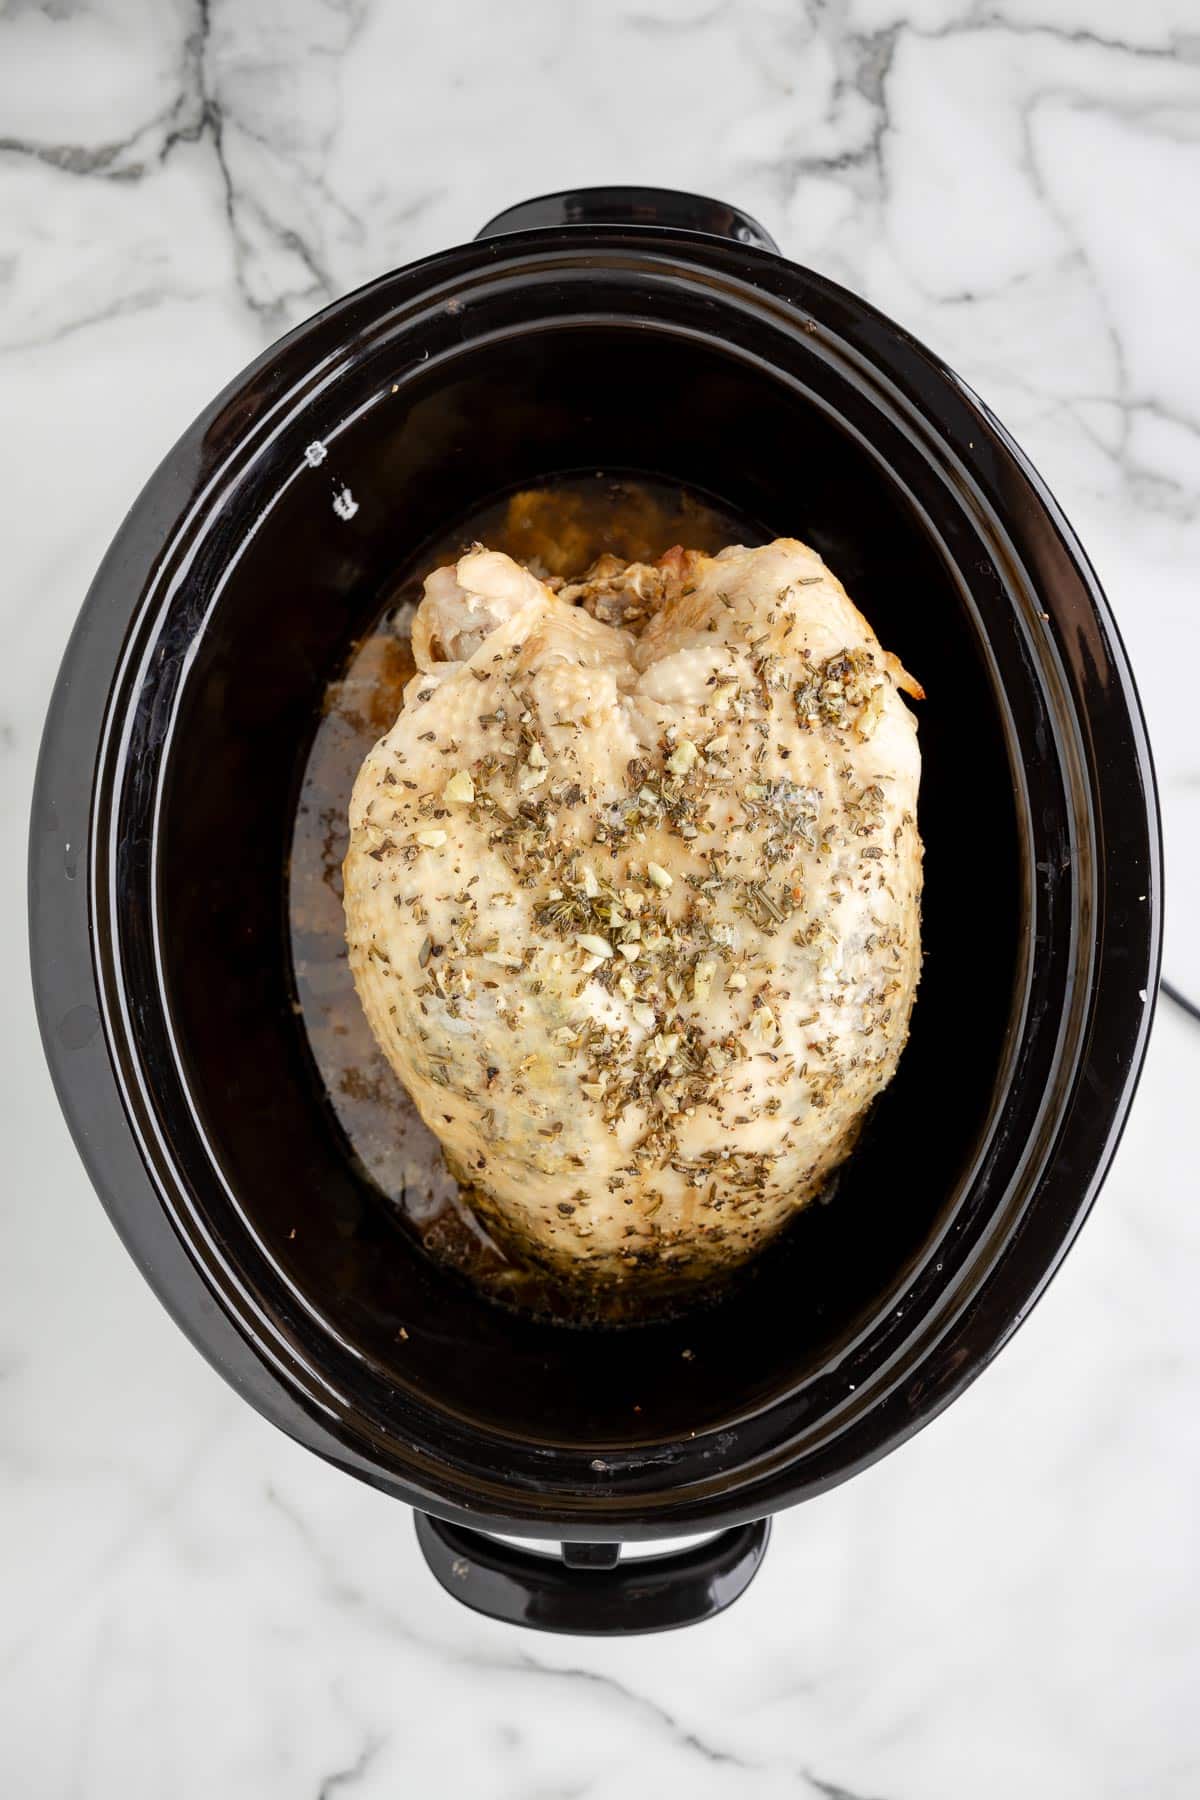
[289, 474, 760, 1322]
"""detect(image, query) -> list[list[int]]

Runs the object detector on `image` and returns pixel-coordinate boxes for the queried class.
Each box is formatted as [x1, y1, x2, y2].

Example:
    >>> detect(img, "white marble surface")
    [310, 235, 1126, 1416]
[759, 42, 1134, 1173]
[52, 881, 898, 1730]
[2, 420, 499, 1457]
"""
[3, 2, 1199, 1794]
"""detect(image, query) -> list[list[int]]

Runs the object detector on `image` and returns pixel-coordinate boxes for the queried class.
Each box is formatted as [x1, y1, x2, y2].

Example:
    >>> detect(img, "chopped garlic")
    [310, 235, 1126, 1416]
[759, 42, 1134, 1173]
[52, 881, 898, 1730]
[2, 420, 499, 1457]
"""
[527, 741, 548, 769]
[667, 738, 699, 775]
[443, 770, 475, 805]
[631, 1003, 656, 1029]
[576, 933, 612, 959]
[751, 1005, 776, 1040]
[415, 829, 447, 848]
[646, 862, 673, 889]
[855, 685, 886, 741]
[692, 959, 717, 1002]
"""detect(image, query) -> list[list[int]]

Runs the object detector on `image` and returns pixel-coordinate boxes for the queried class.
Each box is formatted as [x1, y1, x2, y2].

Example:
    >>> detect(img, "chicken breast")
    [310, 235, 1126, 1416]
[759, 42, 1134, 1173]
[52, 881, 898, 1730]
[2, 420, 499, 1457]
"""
[344, 539, 922, 1296]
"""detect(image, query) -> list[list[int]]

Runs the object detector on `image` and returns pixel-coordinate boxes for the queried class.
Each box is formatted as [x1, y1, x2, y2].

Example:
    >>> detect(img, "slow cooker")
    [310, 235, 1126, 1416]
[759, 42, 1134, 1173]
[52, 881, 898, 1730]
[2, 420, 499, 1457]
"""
[30, 188, 1161, 1633]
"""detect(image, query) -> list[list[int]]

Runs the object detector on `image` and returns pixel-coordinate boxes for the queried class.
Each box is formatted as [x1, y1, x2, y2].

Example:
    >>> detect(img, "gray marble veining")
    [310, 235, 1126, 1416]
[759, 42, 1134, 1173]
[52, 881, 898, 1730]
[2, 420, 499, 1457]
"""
[2, 3, 1198, 1795]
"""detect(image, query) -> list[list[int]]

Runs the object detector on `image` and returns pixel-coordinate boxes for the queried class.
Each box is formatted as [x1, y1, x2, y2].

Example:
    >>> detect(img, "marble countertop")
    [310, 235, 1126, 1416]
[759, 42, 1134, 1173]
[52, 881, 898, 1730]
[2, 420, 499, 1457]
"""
[3, 2, 1199, 1795]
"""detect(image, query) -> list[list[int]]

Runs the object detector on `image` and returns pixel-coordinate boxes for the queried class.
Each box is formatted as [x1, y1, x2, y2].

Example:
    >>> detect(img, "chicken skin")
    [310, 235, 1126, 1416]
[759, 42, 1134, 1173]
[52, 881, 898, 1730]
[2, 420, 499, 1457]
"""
[344, 539, 922, 1295]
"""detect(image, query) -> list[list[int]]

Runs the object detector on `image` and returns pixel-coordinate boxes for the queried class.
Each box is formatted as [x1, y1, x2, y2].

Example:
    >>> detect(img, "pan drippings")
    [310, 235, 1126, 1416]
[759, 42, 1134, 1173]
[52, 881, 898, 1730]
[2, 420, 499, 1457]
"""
[289, 475, 754, 1323]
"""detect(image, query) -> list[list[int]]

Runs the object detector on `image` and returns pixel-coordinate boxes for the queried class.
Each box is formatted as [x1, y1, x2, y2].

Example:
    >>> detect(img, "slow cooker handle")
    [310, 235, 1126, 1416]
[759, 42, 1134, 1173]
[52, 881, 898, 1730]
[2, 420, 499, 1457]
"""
[475, 185, 781, 254]
[414, 1511, 771, 1635]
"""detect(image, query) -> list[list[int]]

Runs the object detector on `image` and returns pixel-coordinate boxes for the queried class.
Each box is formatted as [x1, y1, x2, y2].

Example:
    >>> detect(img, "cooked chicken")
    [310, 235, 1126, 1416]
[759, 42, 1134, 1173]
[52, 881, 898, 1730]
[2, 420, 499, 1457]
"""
[344, 539, 922, 1296]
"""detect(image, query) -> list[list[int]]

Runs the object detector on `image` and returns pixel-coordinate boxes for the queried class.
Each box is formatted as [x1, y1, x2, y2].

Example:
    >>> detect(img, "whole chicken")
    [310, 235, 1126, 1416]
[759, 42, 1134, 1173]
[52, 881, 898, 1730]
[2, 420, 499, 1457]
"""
[344, 538, 922, 1298]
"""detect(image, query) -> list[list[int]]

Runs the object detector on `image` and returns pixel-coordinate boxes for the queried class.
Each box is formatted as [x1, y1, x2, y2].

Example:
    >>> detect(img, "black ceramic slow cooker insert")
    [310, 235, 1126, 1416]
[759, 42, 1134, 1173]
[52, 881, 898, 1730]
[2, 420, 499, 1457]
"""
[30, 188, 1161, 1634]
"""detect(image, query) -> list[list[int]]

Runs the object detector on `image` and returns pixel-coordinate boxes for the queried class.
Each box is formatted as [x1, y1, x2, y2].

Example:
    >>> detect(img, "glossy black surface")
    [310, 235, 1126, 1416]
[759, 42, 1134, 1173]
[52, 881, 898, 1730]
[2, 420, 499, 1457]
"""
[148, 324, 1018, 1453]
[477, 184, 781, 254]
[414, 1514, 771, 1635]
[30, 194, 1160, 1575]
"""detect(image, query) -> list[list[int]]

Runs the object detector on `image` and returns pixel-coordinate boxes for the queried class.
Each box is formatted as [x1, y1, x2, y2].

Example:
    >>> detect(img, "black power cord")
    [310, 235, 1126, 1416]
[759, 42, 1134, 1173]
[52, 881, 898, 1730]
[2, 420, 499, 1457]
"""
[1162, 978, 1200, 1027]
